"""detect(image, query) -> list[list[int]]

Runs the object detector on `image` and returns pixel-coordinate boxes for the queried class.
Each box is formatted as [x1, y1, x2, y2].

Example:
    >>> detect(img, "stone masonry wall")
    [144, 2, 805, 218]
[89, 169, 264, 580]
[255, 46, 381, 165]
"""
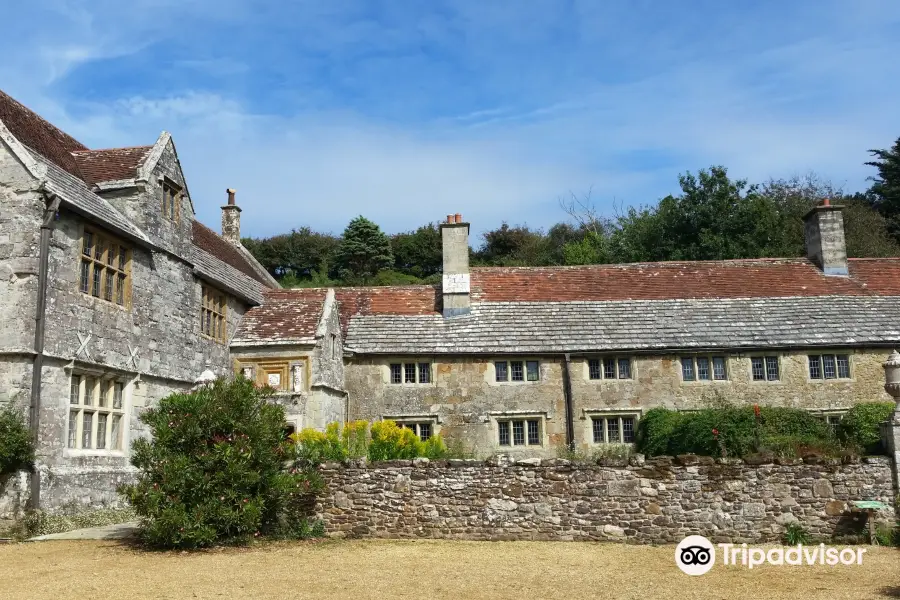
[317, 455, 895, 544]
[345, 350, 894, 458]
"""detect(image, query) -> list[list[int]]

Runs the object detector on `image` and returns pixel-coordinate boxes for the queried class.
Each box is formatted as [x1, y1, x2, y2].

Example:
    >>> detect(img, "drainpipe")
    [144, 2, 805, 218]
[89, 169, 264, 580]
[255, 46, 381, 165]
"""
[27, 193, 60, 511]
[561, 354, 575, 451]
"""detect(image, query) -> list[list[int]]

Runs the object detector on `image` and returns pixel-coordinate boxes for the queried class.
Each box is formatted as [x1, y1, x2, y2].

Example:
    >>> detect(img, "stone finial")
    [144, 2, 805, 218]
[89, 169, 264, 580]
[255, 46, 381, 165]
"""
[193, 369, 217, 390]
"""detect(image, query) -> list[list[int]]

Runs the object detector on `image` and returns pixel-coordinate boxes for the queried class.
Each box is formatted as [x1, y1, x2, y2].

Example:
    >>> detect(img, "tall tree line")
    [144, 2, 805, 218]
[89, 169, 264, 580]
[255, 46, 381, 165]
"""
[243, 137, 900, 287]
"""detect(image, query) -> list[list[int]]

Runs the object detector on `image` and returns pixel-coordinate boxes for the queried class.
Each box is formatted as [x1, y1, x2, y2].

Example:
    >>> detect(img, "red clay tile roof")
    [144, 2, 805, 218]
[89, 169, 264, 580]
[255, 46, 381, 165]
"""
[847, 258, 900, 295]
[235, 289, 327, 342]
[243, 258, 900, 340]
[0, 89, 87, 175]
[72, 146, 153, 185]
[241, 286, 440, 338]
[191, 220, 273, 286]
[469, 259, 872, 302]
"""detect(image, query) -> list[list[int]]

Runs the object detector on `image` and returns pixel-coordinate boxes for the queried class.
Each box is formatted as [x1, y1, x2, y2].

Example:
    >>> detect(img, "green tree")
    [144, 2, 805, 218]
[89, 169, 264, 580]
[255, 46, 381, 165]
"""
[866, 137, 900, 241]
[608, 166, 785, 262]
[391, 223, 443, 277]
[333, 216, 394, 283]
[243, 227, 339, 281]
[474, 223, 549, 266]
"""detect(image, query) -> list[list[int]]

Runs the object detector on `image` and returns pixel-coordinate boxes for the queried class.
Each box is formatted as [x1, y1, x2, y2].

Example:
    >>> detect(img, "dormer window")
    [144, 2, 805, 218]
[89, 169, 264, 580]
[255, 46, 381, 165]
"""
[161, 179, 181, 222]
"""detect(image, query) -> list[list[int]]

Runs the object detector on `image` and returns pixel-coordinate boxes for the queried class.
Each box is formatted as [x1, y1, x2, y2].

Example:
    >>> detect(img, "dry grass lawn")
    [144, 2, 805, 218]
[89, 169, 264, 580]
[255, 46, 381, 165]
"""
[0, 539, 897, 600]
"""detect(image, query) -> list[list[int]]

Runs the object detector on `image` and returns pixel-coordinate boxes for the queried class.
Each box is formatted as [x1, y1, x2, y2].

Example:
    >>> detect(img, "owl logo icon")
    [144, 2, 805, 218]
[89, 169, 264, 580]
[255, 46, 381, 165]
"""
[675, 535, 716, 575]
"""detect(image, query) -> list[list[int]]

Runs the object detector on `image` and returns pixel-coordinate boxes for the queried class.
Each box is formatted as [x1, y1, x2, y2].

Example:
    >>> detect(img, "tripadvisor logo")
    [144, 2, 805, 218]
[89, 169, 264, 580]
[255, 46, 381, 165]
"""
[675, 535, 716, 576]
[675, 535, 867, 575]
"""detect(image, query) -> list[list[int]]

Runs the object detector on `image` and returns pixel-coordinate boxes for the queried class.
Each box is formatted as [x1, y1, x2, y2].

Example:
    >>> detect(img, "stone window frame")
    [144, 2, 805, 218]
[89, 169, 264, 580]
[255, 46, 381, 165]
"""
[65, 371, 130, 456]
[490, 411, 547, 448]
[387, 415, 441, 442]
[200, 284, 228, 343]
[493, 359, 541, 384]
[749, 355, 782, 383]
[384, 360, 433, 386]
[585, 356, 634, 381]
[583, 409, 641, 445]
[237, 359, 307, 393]
[807, 352, 852, 382]
[79, 225, 132, 309]
[161, 177, 182, 223]
[679, 354, 729, 383]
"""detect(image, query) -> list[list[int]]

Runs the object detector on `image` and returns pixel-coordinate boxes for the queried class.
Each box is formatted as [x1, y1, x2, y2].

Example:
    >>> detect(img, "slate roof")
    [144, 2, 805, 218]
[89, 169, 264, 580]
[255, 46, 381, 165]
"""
[190, 246, 267, 305]
[242, 258, 900, 355]
[29, 150, 150, 244]
[344, 296, 900, 354]
[232, 289, 327, 345]
[191, 221, 274, 287]
[72, 146, 153, 185]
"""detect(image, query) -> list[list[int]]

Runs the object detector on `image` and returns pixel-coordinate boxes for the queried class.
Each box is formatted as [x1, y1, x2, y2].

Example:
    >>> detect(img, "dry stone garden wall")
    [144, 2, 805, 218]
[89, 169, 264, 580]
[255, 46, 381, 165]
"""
[316, 455, 896, 544]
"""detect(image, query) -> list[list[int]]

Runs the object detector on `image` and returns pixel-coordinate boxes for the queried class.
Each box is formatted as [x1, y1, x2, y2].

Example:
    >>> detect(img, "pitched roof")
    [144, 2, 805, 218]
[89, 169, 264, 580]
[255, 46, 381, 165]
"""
[71, 146, 153, 185]
[241, 257, 900, 354]
[469, 259, 870, 302]
[191, 221, 274, 287]
[0, 89, 88, 176]
[233, 289, 327, 344]
[344, 296, 900, 354]
[28, 150, 150, 244]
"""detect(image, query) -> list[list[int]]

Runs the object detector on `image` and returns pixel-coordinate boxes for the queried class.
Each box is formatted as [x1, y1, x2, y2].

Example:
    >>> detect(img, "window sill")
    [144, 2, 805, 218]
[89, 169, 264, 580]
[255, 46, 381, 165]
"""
[807, 378, 854, 383]
[200, 334, 227, 345]
[587, 378, 634, 383]
[79, 292, 130, 311]
[63, 449, 128, 458]
[386, 383, 434, 387]
[680, 379, 731, 385]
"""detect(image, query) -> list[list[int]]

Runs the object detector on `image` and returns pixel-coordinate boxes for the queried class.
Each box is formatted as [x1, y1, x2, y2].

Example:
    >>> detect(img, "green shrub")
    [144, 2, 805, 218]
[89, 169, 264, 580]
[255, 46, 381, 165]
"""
[0, 405, 35, 479]
[783, 522, 812, 545]
[291, 420, 448, 464]
[368, 420, 424, 461]
[873, 522, 900, 547]
[119, 378, 323, 549]
[839, 402, 895, 455]
[636, 404, 837, 458]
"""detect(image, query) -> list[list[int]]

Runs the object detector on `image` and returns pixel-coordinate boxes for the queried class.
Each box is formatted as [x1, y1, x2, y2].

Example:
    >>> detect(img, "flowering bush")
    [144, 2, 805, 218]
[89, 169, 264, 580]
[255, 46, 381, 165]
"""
[119, 378, 323, 548]
[291, 419, 448, 464]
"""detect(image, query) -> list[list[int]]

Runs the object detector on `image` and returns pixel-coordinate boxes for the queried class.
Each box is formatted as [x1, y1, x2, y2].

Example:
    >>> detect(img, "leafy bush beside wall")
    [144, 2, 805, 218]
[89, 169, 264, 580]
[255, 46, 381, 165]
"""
[292, 420, 448, 465]
[0, 405, 35, 481]
[635, 403, 892, 458]
[119, 378, 323, 549]
[838, 402, 895, 455]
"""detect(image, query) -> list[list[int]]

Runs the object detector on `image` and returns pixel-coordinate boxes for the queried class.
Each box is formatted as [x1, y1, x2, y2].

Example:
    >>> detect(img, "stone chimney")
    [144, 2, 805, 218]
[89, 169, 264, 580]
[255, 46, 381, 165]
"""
[803, 198, 848, 276]
[221, 188, 242, 245]
[440, 213, 471, 317]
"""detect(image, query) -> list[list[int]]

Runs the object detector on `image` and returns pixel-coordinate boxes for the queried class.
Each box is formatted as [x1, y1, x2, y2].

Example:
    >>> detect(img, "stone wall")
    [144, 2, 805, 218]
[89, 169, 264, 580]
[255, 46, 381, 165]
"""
[344, 350, 895, 458]
[316, 455, 895, 543]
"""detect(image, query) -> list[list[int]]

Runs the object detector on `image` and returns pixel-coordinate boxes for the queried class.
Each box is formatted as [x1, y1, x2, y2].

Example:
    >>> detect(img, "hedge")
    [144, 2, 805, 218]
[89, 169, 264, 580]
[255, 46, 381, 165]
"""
[838, 402, 895, 454]
[635, 403, 893, 458]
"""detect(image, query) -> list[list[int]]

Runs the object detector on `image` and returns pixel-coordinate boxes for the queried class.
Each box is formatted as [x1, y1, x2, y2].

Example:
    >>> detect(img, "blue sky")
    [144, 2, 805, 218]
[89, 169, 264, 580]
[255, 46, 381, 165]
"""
[2, 1, 900, 241]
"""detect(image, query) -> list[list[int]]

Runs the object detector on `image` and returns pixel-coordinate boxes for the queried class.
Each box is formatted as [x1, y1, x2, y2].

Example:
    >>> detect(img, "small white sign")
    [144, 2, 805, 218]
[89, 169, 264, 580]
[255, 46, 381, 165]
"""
[442, 273, 470, 293]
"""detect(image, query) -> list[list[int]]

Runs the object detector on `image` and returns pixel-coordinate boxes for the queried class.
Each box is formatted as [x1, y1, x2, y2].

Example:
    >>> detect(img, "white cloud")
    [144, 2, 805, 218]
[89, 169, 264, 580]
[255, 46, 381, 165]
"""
[2, 0, 900, 242]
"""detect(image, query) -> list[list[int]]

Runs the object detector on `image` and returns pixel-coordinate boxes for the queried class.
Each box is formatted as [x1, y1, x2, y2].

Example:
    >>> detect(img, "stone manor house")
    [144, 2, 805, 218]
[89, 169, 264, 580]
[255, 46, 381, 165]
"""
[2, 89, 900, 516]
